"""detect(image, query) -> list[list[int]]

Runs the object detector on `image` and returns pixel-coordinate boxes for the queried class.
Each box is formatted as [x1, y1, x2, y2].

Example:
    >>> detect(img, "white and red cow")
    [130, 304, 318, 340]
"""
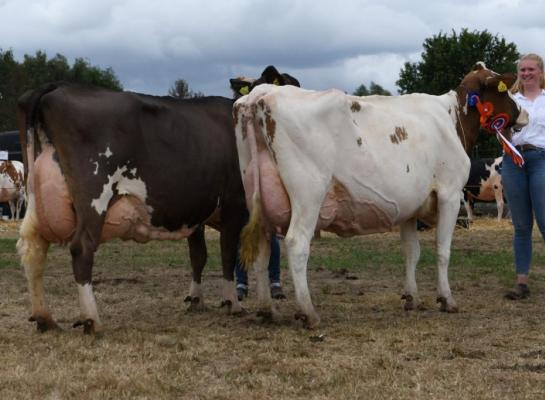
[234, 63, 528, 328]
[0, 160, 25, 220]
[463, 157, 504, 221]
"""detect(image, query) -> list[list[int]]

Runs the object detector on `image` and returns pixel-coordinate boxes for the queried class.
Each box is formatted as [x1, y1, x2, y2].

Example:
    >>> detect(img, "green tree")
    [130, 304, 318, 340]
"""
[396, 28, 519, 158]
[0, 49, 122, 131]
[396, 28, 519, 95]
[69, 57, 121, 90]
[0, 50, 21, 133]
[353, 82, 391, 96]
[168, 79, 204, 99]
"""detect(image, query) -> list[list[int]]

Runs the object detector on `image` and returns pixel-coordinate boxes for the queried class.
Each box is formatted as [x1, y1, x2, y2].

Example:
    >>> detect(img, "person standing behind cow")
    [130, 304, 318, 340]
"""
[235, 234, 286, 300]
[503, 53, 545, 300]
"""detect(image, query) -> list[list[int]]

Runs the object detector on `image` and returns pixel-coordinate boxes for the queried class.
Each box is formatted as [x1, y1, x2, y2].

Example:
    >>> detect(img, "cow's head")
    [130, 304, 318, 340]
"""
[456, 62, 529, 153]
[230, 65, 300, 99]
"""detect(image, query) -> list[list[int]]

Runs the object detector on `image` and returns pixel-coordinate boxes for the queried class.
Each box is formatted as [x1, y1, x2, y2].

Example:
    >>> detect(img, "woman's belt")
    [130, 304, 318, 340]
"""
[515, 144, 542, 152]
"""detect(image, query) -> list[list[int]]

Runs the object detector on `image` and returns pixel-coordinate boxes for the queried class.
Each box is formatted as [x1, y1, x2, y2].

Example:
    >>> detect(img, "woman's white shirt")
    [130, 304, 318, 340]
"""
[512, 90, 545, 148]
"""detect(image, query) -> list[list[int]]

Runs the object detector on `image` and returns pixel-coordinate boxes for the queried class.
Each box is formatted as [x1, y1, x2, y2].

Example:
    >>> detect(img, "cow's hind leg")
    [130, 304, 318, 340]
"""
[219, 212, 245, 315]
[283, 203, 322, 329]
[435, 192, 460, 312]
[70, 224, 103, 334]
[185, 225, 207, 311]
[400, 218, 424, 310]
[17, 204, 57, 332]
[8, 199, 16, 221]
[253, 234, 275, 320]
[16, 196, 24, 220]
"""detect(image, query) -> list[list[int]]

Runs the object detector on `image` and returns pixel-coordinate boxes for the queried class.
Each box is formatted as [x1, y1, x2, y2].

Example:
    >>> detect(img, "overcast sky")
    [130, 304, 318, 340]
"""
[1, 0, 543, 97]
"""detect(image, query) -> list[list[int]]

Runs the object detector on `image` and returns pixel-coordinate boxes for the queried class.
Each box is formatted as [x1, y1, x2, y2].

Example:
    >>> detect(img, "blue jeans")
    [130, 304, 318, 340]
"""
[235, 234, 281, 287]
[502, 149, 545, 276]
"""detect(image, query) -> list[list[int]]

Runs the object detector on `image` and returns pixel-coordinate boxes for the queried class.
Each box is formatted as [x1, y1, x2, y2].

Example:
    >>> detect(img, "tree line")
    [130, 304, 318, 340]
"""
[1, 28, 521, 156]
[0, 49, 122, 132]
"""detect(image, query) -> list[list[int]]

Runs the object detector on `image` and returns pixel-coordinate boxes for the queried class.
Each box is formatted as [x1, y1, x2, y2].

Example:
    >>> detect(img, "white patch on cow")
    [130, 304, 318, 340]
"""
[131, 168, 137, 175]
[93, 161, 99, 175]
[99, 146, 113, 158]
[476, 61, 487, 70]
[91, 166, 148, 215]
[78, 283, 100, 323]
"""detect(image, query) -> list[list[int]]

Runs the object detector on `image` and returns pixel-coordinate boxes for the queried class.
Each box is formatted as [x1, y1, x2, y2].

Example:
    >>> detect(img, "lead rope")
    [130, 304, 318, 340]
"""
[456, 110, 468, 152]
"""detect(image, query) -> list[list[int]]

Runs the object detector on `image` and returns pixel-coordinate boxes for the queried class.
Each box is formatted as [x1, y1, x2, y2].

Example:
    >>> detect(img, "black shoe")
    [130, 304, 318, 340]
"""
[237, 286, 248, 301]
[271, 286, 286, 300]
[505, 283, 530, 300]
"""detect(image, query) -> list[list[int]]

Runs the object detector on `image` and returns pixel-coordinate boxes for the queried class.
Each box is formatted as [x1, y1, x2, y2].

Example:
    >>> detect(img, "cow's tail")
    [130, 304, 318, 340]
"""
[239, 104, 265, 268]
[16, 82, 61, 192]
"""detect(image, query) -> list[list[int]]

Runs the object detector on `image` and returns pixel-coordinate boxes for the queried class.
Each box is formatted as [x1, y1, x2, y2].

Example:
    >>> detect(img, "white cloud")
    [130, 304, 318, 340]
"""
[1, 0, 544, 96]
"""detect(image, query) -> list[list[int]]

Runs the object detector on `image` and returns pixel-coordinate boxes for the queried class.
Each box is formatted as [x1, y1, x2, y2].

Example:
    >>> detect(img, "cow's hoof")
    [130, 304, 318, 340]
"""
[29, 315, 60, 333]
[402, 294, 425, 311]
[436, 296, 459, 313]
[185, 297, 206, 312]
[220, 299, 237, 315]
[295, 312, 320, 329]
[402, 294, 415, 310]
[73, 319, 97, 335]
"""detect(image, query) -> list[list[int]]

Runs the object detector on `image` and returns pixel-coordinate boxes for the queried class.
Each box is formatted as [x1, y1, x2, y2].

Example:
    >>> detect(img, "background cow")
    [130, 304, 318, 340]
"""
[230, 65, 300, 100]
[463, 156, 505, 221]
[235, 63, 527, 328]
[16, 66, 298, 334]
[0, 160, 25, 220]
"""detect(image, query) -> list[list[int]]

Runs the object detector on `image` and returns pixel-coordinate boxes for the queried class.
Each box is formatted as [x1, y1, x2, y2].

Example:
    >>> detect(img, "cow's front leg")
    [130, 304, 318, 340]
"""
[70, 228, 103, 334]
[400, 218, 424, 310]
[185, 226, 207, 311]
[17, 205, 58, 332]
[435, 193, 459, 313]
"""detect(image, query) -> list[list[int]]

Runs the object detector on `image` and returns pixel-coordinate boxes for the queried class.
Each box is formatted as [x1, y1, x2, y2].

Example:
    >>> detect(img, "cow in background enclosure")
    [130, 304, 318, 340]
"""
[16, 66, 298, 335]
[235, 63, 528, 328]
[0, 160, 25, 220]
[463, 156, 505, 221]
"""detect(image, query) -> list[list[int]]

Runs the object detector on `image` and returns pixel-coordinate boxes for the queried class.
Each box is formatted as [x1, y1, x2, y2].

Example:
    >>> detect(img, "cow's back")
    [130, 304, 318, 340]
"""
[240, 85, 469, 227]
[32, 84, 243, 240]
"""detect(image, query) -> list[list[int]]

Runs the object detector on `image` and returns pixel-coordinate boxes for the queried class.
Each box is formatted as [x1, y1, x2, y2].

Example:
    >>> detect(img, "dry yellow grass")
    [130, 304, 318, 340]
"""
[2, 218, 545, 399]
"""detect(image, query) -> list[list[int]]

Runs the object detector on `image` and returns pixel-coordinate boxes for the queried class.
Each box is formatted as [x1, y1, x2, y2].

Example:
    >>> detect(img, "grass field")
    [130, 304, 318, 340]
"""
[2, 218, 545, 399]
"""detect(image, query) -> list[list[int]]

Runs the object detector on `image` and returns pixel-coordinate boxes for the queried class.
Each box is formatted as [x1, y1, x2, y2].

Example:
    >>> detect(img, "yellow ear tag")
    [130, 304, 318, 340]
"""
[273, 78, 280, 86]
[239, 86, 249, 95]
[498, 81, 507, 93]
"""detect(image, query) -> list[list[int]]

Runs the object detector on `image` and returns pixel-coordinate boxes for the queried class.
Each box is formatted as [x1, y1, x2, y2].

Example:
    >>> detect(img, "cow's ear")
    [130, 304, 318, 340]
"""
[484, 74, 516, 93]
[499, 73, 517, 91]
[282, 73, 301, 88]
[230, 78, 252, 97]
[260, 65, 283, 85]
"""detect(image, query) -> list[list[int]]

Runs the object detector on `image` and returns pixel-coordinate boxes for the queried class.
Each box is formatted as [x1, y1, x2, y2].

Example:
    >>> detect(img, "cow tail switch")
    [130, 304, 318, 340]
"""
[239, 192, 263, 269]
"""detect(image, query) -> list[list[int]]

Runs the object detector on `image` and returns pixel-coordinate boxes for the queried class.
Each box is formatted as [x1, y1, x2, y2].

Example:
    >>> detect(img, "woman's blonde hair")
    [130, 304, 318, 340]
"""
[510, 53, 545, 94]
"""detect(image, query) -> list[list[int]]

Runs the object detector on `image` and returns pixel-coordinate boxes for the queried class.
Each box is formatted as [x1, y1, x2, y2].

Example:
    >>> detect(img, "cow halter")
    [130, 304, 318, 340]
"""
[468, 92, 524, 167]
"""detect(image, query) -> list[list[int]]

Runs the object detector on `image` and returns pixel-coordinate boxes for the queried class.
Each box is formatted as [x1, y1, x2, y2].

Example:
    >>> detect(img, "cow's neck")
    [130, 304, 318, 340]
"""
[454, 86, 481, 155]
